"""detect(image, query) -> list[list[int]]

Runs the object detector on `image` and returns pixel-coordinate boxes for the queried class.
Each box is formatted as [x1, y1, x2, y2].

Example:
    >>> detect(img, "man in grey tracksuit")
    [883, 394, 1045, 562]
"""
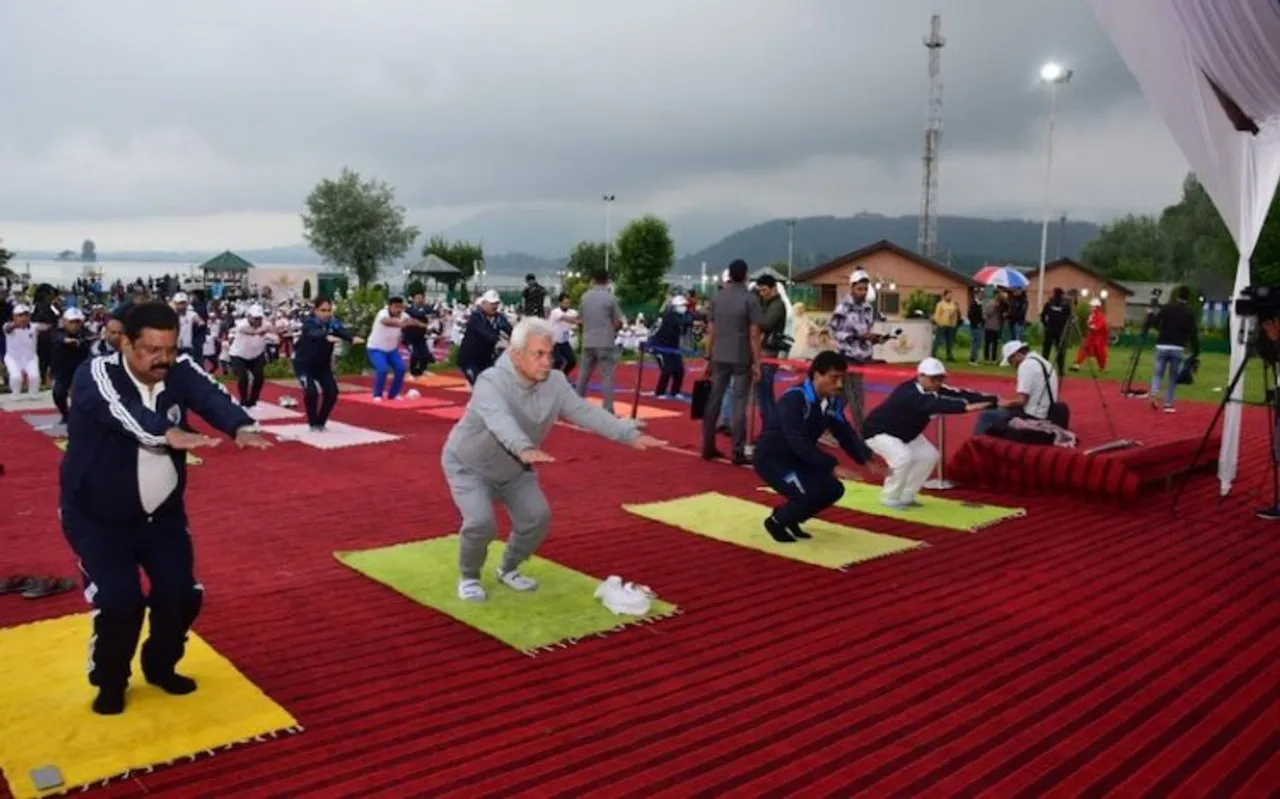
[443, 318, 664, 602]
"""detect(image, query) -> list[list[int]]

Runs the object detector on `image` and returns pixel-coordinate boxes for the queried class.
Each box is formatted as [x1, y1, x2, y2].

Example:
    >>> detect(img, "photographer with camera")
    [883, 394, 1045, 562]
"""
[755, 275, 789, 426]
[1256, 308, 1280, 521]
[1143, 286, 1200, 413]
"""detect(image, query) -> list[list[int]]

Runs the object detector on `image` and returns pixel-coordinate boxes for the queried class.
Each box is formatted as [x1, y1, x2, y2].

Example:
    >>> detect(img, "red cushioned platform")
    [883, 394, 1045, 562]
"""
[949, 433, 1220, 501]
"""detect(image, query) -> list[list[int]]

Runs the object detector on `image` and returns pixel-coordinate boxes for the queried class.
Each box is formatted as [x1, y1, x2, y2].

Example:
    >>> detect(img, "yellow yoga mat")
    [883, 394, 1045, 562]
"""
[53, 438, 202, 465]
[0, 613, 298, 799]
[761, 480, 1024, 532]
[336, 536, 679, 655]
[624, 492, 924, 570]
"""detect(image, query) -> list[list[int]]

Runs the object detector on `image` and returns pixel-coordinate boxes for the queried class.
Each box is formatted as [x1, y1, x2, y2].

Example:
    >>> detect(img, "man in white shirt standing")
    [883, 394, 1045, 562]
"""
[228, 304, 271, 408]
[3, 304, 44, 395]
[170, 292, 204, 357]
[972, 339, 1065, 435]
[548, 293, 579, 378]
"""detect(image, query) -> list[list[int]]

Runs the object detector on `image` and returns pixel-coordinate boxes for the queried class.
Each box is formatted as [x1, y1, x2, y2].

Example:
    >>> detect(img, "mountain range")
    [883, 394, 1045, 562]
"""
[15, 212, 1102, 278]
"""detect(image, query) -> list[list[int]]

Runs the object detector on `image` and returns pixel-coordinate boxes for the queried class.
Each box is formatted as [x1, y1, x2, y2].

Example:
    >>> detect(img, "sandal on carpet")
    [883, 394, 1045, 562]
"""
[457, 578, 487, 602]
[0, 575, 33, 595]
[20, 577, 76, 600]
[496, 569, 538, 592]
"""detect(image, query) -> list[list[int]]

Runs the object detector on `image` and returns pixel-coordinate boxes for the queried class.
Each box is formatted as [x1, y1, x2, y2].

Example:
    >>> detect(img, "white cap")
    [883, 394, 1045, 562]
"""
[480, 290, 501, 304]
[62, 308, 85, 321]
[1090, 297, 1103, 307]
[247, 303, 264, 317]
[850, 269, 870, 284]
[12, 303, 30, 315]
[1000, 339, 1030, 366]
[917, 357, 947, 377]
[172, 292, 189, 303]
[670, 295, 688, 308]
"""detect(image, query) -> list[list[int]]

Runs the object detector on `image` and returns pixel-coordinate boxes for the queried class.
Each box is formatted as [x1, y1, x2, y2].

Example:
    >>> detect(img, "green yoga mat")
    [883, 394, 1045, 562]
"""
[335, 536, 678, 655]
[624, 492, 924, 571]
[761, 480, 1023, 532]
[53, 438, 203, 465]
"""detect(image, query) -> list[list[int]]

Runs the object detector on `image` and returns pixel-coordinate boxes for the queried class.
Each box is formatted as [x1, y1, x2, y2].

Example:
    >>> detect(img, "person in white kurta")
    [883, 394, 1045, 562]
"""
[3, 304, 44, 395]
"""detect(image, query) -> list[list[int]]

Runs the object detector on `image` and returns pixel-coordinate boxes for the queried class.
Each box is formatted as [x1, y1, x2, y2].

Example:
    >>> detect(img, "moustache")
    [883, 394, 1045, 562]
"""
[151, 362, 173, 372]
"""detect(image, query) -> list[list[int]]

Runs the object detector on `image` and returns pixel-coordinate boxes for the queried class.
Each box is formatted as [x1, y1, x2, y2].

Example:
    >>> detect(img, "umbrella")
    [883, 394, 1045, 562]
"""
[973, 265, 1030, 290]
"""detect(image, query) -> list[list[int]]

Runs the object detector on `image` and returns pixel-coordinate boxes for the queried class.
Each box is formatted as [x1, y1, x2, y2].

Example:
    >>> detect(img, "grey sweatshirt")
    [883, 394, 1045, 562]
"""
[442, 352, 640, 483]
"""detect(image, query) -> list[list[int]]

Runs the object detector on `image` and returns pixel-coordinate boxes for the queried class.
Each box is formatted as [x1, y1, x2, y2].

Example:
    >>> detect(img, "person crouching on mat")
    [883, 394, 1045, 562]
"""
[228, 304, 271, 408]
[294, 298, 364, 432]
[60, 301, 272, 715]
[753, 350, 884, 543]
[367, 296, 427, 401]
[457, 290, 512, 385]
[648, 294, 688, 398]
[51, 308, 91, 424]
[862, 357, 995, 509]
[443, 318, 666, 602]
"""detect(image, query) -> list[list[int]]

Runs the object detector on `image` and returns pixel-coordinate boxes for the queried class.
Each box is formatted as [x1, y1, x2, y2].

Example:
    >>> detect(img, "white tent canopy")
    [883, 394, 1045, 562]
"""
[1088, 0, 1280, 494]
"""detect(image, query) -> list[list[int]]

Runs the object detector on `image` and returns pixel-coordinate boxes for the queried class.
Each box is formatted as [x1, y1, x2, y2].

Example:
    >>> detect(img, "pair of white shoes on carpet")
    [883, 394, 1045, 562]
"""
[594, 575, 654, 616]
[458, 568, 539, 602]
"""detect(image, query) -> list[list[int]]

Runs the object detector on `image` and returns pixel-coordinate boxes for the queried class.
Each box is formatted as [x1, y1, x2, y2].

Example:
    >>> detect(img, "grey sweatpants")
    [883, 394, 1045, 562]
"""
[445, 456, 552, 580]
[576, 346, 617, 414]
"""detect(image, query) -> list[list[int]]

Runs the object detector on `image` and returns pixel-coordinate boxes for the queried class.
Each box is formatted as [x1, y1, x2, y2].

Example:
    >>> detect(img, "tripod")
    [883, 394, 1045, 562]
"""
[1171, 320, 1280, 515]
[1062, 311, 1126, 444]
[1119, 332, 1150, 397]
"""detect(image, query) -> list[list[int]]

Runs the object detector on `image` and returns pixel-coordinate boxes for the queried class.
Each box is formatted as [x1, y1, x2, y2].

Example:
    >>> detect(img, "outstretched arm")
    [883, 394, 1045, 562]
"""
[176, 355, 256, 438]
[555, 375, 640, 444]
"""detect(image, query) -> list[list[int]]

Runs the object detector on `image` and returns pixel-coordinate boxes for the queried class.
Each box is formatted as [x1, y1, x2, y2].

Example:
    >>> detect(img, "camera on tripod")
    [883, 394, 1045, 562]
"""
[1234, 285, 1280, 320]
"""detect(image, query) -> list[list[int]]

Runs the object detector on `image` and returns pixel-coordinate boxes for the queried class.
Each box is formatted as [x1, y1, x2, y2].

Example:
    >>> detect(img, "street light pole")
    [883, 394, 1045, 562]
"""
[603, 194, 616, 276]
[1036, 63, 1072, 312]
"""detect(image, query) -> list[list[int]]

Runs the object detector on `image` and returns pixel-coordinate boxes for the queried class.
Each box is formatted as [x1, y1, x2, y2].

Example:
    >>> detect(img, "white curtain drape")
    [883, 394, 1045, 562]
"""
[1087, 0, 1280, 494]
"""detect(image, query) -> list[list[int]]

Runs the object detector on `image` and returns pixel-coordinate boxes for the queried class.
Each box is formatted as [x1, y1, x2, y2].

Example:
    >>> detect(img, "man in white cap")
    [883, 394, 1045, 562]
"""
[647, 293, 688, 397]
[973, 339, 1066, 434]
[227, 304, 271, 408]
[50, 308, 92, 422]
[457, 290, 512, 384]
[828, 267, 889, 429]
[861, 356, 995, 508]
[169, 292, 204, 357]
[2, 304, 44, 396]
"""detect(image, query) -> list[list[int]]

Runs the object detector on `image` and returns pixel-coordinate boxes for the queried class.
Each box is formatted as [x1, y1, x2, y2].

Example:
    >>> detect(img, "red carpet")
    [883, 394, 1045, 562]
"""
[2, 363, 1279, 796]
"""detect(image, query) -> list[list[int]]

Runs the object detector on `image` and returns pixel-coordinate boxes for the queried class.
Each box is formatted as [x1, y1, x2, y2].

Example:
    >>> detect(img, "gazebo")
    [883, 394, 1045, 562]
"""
[407, 254, 463, 284]
[197, 250, 254, 291]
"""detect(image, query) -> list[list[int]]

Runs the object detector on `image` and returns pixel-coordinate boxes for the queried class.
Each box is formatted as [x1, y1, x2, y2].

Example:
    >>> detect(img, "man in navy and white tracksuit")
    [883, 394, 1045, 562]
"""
[60, 301, 271, 715]
[753, 350, 880, 543]
[862, 357, 995, 509]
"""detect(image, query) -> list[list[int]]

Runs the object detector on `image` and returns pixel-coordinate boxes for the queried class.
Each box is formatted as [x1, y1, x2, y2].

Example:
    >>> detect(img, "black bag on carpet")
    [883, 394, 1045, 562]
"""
[690, 378, 711, 420]
[1177, 356, 1199, 385]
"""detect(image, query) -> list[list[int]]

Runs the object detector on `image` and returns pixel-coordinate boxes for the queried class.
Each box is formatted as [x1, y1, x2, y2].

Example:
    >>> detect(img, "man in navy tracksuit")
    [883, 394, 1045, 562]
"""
[293, 297, 363, 432]
[648, 295, 689, 397]
[60, 301, 271, 715]
[753, 350, 882, 543]
[457, 291, 513, 384]
[51, 307, 92, 423]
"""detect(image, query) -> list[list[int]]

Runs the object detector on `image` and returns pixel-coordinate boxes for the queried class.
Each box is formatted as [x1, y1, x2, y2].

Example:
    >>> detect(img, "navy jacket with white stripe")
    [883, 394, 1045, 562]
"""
[60, 352, 254, 525]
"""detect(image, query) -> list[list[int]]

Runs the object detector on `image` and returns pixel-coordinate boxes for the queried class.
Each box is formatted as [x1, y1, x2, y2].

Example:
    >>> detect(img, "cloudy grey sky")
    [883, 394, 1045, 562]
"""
[0, 0, 1189, 252]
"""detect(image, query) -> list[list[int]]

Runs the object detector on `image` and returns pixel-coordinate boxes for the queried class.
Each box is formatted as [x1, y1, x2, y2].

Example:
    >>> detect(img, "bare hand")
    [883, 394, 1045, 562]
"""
[964, 402, 990, 412]
[326, 335, 342, 343]
[864, 462, 890, 477]
[834, 466, 861, 481]
[632, 434, 667, 450]
[352, 336, 365, 345]
[519, 448, 555, 465]
[234, 429, 273, 450]
[165, 429, 221, 450]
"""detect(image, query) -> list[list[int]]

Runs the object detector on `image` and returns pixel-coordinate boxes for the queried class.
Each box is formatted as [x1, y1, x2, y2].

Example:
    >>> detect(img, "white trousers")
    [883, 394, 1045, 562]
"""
[3, 355, 40, 394]
[866, 433, 939, 504]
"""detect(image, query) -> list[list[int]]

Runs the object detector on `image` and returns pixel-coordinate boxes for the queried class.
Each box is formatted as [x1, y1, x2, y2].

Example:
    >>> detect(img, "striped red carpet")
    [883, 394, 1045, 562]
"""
[1, 365, 1278, 797]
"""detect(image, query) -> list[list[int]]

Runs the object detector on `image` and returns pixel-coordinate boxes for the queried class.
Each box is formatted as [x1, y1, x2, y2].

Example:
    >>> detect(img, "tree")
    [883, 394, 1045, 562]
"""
[613, 215, 675, 307]
[1158, 174, 1235, 280]
[1080, 214, 1169, 282]
[301, 168, 419, 287]
[422, 235, 484, 285]
[302, 279, 313, 300]
[562, 241, 612, 305]
[404, 278, 426, 297]
[0, 239, 14, 279]
[1252, 190, 1280, 286]
[81, 239, 97, 262]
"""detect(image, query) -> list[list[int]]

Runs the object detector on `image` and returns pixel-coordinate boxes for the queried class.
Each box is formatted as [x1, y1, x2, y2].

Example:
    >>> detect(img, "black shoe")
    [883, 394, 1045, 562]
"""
[764, 515, 797, 543]
[145, 670, 198, 695]
[702, 448, 726, 461]
[788, 523, 813, 540]
[1257, 506, 1280, 521]
[732, 452, 752, 466]
[93, 685, 127, 715]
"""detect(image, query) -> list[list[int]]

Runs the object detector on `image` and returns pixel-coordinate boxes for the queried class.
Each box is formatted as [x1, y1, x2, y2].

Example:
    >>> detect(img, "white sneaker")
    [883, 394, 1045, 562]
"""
[594, 575, 654, 616]
[496, 569, 538, 592]
[458, 578, 487, 602]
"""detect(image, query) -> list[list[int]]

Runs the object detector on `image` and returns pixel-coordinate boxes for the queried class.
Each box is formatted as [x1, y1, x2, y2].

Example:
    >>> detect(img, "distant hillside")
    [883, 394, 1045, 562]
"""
[677, 214, 1102, 276]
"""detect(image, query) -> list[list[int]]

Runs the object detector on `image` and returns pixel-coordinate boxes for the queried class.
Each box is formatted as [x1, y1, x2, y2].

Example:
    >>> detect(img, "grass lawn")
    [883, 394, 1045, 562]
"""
[944, 346, 1267, 405]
